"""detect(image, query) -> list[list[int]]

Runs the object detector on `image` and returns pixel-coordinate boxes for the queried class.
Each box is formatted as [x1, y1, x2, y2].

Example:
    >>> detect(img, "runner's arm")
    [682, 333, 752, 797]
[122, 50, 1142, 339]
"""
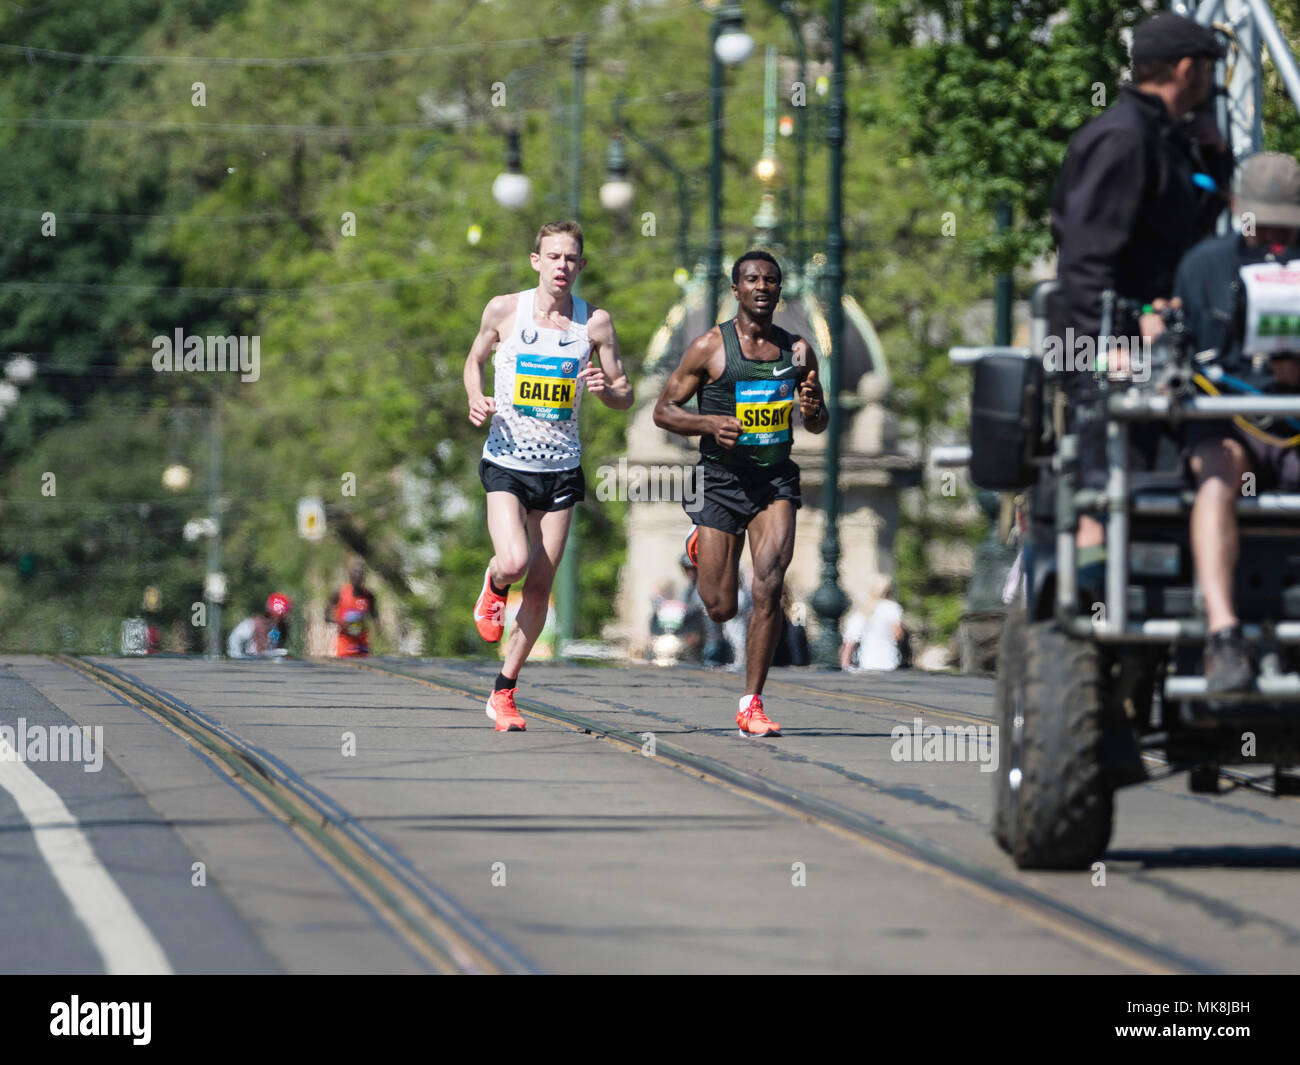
[581, 308, 634, 410]
[325, 591, 339, 626]
[796, 341, 828, 434]
[463, 294, 512, 426]
[652, 333, 742, 446]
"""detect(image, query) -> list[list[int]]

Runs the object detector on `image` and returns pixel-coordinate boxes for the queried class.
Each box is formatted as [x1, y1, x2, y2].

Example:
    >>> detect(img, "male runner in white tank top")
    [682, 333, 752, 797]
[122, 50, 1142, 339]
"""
[463, 221, 633, 731]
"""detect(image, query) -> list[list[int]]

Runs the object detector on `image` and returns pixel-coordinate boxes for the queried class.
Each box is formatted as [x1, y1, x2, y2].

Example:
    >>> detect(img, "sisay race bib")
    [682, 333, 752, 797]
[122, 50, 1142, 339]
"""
[513, 355, 579, 421]
[736, 378, 794, 446]
[1240, 260, 1300, 355]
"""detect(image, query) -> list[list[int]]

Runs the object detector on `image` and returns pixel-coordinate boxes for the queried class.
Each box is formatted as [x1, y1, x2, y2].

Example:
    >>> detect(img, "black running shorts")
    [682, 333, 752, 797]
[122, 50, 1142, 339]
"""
[479, 458, 586, 512]
[686, 457, 801, 535]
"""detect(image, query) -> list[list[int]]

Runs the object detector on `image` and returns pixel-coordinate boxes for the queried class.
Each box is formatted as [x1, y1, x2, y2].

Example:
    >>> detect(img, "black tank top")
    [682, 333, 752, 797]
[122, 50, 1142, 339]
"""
[699, 318, 799, 469]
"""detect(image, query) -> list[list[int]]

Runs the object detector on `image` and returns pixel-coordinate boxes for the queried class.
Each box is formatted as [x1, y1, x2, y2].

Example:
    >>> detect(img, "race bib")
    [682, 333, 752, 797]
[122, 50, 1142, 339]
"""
[513, 355, 579, 420]
[342, 608, 366, 637]
[1240, 260, 1300, 355]
[735, 378, 794, 446]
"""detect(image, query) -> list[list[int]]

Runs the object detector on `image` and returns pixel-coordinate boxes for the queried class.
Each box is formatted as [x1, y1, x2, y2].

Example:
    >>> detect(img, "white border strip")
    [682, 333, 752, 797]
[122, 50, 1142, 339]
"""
[0, 756, 171, 974]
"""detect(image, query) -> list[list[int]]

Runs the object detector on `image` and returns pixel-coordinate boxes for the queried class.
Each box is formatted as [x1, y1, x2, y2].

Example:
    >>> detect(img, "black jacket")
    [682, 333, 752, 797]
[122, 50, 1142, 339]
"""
[1050, 86, 1229, 344]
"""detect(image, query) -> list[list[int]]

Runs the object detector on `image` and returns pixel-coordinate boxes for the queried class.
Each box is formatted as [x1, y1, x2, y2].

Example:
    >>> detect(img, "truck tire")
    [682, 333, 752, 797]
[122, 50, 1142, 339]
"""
[1009, 621, 1114, 869]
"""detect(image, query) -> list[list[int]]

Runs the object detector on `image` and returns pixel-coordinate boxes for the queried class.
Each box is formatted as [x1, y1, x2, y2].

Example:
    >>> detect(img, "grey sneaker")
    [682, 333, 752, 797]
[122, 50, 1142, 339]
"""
[1204, 627, 1254, 694]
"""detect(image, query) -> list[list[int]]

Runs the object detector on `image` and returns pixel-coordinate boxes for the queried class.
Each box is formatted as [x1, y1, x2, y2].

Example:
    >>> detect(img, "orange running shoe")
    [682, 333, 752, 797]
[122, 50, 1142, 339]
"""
[684, 526, 699, 568]
[486, 688, 526, 732]
[737, 695, 781, 738]
[473, 567, 506, 642]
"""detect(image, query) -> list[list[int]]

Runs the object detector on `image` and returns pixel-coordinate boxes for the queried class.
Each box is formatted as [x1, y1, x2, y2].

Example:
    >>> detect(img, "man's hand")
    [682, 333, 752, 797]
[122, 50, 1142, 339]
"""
[711, 415, 743, 449]
[799, 369, 824, 420]
[578, 363, 607, 397]
[1139, 296, 1182, 341]
[468, 394, 496, 426]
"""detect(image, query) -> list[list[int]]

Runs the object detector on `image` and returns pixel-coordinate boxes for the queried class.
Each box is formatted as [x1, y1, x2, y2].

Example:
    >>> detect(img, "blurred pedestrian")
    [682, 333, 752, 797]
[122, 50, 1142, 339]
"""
[228, 593, 292, 659]
[841, 575, 904, 672]
[771, 586, 810, 668]
[327, 557, 378, 657]
[648, 554, 706, 664]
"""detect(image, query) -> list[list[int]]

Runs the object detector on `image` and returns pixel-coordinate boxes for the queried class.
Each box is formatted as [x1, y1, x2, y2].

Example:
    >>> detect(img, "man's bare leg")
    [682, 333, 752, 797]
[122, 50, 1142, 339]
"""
[501, 506, 573, 678]
[743, 500, 796, 696]
[694, 525, 745, 624]
[1189, 438, 1250, 633]
[486, 491, 533, 588]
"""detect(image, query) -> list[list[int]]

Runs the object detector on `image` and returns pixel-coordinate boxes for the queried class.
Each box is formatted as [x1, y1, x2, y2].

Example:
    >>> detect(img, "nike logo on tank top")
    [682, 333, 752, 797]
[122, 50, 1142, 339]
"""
[699, 318, 798, 468]
[483, 288, 590, 472]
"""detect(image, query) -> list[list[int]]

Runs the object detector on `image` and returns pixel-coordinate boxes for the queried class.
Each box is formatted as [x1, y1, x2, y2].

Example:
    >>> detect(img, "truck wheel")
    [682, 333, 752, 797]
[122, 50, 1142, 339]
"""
[1010, 621, 1114, 869]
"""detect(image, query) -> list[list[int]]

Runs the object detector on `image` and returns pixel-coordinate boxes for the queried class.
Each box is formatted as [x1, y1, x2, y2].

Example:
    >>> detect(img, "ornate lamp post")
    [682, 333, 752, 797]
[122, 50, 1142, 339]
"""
[810, 0, 848, 666]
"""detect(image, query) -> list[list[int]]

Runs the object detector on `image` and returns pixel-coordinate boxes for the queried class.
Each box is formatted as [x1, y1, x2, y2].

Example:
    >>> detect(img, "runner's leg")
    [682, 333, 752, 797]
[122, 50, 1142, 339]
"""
[743, 499, 796, 696]
[694, 525, 745, 623]
[501, 506, 574, 678]
[486, 490, 532, 587]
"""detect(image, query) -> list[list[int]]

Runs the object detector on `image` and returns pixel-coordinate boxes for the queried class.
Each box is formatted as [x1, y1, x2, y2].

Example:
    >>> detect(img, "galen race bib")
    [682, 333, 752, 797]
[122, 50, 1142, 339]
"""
[513, 354, 579, 420]
[1240, 260, 1300, 355]
[735, 379, 793, 446]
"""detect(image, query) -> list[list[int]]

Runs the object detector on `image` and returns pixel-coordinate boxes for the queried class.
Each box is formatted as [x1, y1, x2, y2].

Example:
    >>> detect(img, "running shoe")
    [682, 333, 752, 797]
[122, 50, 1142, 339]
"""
[684, 526, 700, 568]
[486, 688, 526, 732]
[473, 567, 506, 642]
[737, 695, 781, 737]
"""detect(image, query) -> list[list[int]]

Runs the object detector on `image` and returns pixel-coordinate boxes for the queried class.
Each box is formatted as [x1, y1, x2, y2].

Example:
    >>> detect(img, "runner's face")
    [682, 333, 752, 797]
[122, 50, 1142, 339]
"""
[733, 262, 781, 318]
[531, 235, 585, 298]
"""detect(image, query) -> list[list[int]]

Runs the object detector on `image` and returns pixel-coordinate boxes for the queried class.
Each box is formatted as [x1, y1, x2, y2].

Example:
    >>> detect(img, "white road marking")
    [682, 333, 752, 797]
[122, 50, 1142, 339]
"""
[0, 755, 172, 974]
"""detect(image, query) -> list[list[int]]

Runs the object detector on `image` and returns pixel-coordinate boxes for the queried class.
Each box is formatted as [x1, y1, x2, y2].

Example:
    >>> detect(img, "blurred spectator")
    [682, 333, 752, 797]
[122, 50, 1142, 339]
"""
[721, 566, 752, 672]
[841, 575, 905, 672]
[771, 586, 810, 667]
[649, 554, 707, 665]
[228, 593, 292, 659]
[327, 558, 378, 657]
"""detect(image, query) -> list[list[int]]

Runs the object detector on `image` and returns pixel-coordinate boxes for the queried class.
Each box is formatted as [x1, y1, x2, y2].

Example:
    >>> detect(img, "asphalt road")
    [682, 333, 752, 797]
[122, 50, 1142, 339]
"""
[1, 653, 1297, 974]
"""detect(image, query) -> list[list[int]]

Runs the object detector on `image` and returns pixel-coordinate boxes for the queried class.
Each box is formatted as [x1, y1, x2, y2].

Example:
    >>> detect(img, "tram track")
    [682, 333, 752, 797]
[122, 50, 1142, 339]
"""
[54, 654, 538, 976]
[335, 655, 1223, 976]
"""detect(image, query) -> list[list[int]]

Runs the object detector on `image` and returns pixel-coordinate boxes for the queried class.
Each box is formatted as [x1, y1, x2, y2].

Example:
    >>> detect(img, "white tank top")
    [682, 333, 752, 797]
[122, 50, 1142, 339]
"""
[483, 288, 590, 472]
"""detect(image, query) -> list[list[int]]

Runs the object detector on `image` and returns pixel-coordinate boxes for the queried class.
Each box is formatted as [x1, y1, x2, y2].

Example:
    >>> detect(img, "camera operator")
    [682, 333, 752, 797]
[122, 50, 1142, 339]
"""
[1049, 12, 1230, 585]
[1175, 152, 1300, 692]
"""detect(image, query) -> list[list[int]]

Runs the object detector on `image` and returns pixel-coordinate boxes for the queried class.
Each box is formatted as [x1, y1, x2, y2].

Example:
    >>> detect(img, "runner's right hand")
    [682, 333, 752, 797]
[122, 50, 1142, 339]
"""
[468, 395, 496, 426]
[711, 415, 743, 449]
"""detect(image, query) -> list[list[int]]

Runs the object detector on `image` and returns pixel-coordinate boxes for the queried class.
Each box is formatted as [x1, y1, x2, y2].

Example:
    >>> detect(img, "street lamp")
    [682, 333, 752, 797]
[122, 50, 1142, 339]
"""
[810, 0, 849, 666]
[707, 3, 753, 322]
[492, 129, 532, 210]
[5, 355, 36, 386]
[554, 36, 587, 658]
[605, 95, 694, 271]
[714, 6, 755, 65]
[599, 133, 635, 212]
[162, 464, 192, 492]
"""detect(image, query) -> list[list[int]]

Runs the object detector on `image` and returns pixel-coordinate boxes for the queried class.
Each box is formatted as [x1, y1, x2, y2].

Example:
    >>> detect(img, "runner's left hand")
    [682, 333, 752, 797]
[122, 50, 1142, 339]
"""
[799, 369, 824, 418]
[579, 364, 607, 395]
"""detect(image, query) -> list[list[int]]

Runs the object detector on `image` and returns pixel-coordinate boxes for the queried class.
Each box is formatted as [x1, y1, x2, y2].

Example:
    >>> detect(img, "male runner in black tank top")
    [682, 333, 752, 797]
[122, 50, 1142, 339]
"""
[653, 250, 828, 737]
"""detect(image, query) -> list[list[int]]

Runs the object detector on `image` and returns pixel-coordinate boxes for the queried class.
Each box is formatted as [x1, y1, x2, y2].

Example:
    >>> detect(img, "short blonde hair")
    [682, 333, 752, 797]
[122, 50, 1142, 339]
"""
[533, 220, 584, 256]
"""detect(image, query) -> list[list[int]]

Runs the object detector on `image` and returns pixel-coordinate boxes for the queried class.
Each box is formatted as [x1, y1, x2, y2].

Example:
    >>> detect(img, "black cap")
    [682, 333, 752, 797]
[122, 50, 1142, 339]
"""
[1130, 12, 1226, 62]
